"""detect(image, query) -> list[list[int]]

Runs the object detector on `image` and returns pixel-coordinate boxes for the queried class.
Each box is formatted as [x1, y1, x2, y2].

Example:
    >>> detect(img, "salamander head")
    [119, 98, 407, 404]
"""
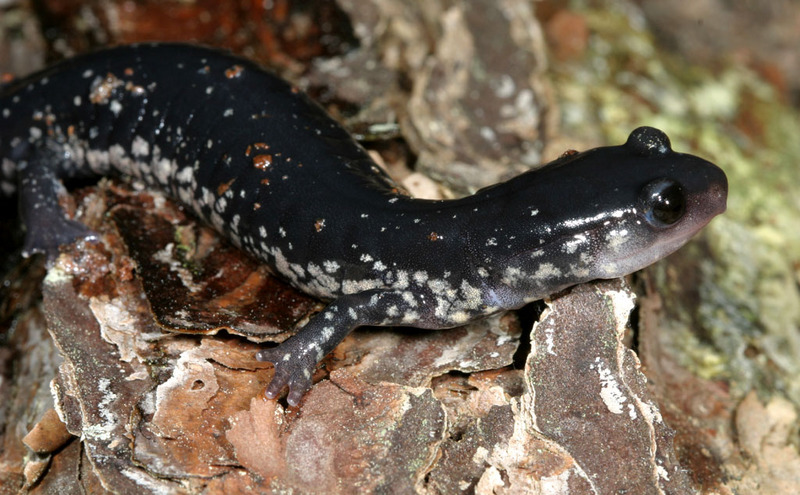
[485, 126, 727, 307]
[585, 126, 728, 278]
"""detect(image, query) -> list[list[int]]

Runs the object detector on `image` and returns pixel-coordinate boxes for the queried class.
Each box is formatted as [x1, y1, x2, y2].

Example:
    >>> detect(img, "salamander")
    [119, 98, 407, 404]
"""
[0, 43, 728, 406]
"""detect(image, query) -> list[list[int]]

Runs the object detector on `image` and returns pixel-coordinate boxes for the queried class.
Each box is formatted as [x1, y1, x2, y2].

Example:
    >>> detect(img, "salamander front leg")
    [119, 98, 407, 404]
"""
[256, 288, 420, 406]
[17, 159, 98, 264]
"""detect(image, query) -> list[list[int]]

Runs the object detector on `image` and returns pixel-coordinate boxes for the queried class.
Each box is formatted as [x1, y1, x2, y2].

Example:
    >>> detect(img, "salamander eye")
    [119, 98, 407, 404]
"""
[639, 178, 686, 227]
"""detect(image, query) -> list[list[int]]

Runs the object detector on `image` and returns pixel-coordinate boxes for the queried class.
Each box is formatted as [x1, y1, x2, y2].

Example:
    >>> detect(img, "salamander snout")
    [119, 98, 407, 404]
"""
[706, 166, 728, 215]
[683, 158, 728, 228]
[586, 139, 728, 280]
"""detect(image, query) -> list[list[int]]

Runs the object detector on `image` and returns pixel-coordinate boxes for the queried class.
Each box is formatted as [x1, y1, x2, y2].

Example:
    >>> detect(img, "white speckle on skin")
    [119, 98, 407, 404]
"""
[562, 233, 587, 254]
[401, 311, 420, 324]
[529, 249, 545, 259]
[401, 291, 418, 307]
[341, 278, 382, 295]
[606, 226, 631, 250]
[533, 263, 561, 280]
[199, 187, 215, 209]
[175, 167, 194, 184]
[305, 263, 341, 294]
[131, 135, 150, 158]
[215, 196, 228, 213]
[394, 270, 409, 289]
[154, 157, 177, 186]
[501, 267, 523, 287]
[459, 280, 482, 307]
[210, 211, 224, 231]
[449, 311, 470, 324]
[288, 262, 306, 280]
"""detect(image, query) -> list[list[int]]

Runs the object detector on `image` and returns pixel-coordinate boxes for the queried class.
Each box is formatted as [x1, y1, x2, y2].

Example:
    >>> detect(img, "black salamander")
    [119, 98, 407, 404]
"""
[0, 44, 728, 406]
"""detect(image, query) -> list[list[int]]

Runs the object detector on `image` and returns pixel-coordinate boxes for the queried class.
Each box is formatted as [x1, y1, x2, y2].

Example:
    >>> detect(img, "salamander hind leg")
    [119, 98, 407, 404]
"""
[256, 288, 421, 406]
[17, 159, 99, 264]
